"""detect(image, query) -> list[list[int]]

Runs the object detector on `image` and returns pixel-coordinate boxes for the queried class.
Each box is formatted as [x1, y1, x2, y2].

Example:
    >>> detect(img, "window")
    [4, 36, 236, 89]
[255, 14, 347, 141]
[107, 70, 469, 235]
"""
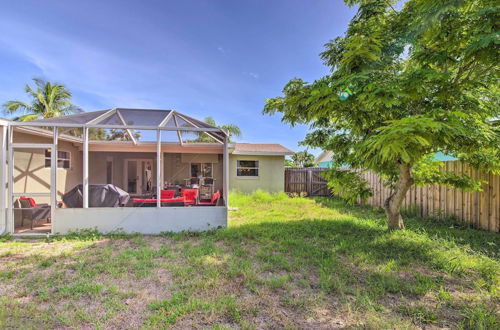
[237, 160, 259, 177]
[45, 149, 70, 169]
[191, 163, 213, 177]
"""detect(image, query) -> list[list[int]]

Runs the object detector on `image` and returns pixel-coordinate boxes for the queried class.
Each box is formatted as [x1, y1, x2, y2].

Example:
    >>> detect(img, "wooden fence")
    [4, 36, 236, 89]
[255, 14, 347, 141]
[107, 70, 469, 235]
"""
[284, 167, 330, 196]
[284, 163, 499, 232]
[360, 162, 499, 232]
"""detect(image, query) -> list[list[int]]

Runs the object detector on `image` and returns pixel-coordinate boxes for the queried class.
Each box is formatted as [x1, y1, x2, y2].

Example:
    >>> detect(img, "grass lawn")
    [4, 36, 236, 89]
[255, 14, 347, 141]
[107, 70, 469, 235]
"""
[0, 191, 498, 329]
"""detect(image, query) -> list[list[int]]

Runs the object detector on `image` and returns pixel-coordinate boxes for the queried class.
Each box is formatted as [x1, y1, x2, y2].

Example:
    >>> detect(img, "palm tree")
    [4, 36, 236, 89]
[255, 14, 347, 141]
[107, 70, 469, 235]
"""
[195, 116, 242, 142]
[288, 150, 316, 167]
[3, 78, 82, 121]
[106, 129, 141, 141]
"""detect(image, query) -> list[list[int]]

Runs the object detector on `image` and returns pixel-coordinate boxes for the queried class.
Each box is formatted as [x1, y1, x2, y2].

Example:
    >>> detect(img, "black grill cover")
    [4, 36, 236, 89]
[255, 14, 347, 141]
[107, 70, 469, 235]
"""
[62, 184, 130, 208]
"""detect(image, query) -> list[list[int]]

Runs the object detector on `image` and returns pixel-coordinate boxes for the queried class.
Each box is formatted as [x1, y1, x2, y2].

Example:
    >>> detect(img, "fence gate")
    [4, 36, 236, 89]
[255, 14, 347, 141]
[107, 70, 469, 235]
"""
[284, 167, 330, 196]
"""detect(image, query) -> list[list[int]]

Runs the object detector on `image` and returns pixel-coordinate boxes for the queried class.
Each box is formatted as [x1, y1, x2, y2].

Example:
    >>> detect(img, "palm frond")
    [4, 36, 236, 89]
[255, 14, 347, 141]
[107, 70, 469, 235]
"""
[16, 114, 41, 122]
[3, 100, 33, 114]
[220, 124, 242, 137]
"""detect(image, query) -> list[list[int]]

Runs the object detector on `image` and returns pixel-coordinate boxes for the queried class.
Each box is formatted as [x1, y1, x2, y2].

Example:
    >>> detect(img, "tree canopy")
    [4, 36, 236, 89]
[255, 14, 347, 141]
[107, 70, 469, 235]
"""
[264, 0, 499, 229]
[3, 78, 82, 121]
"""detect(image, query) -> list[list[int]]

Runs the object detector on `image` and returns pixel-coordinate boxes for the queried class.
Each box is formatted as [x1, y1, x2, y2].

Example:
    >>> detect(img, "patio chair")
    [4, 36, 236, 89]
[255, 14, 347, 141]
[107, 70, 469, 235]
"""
[159, 189, 176, 199]
[197, 191, 220, 206]
[14, 197, 51, 230]
[181, 188, 199, 205]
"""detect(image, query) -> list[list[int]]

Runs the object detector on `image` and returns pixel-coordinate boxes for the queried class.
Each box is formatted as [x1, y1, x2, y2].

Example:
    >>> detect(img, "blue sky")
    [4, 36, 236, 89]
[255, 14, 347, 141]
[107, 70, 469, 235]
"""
[0, 0, 356, 155]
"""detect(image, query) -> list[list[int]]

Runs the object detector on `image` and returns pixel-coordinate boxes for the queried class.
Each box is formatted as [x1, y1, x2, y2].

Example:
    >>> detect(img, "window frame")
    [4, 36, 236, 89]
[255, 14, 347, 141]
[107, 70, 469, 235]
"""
[45, 149, 71, 169]
[190, 162, 213, 178]
[236, 160, 259, 178]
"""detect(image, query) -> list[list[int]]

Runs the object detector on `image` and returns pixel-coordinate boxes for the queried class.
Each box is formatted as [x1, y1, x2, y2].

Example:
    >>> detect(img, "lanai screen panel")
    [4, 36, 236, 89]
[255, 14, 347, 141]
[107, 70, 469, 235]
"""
[118, 109, 171, 126]
[33, 110, 110, 125]
[21, 108, 226, 145]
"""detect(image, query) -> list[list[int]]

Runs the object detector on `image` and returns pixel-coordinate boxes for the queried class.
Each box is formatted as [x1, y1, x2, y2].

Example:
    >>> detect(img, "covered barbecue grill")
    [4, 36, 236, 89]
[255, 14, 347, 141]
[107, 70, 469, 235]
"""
[63, 184, 130, 208]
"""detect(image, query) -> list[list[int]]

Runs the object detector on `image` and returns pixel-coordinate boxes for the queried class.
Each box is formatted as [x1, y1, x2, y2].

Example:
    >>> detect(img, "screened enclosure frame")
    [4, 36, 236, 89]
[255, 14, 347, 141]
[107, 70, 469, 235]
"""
[5, 109, 230, 235]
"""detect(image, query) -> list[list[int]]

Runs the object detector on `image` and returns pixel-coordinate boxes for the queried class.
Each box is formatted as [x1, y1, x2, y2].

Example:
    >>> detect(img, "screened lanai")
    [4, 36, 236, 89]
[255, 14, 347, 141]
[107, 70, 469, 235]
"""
[2, 108, 229, 235]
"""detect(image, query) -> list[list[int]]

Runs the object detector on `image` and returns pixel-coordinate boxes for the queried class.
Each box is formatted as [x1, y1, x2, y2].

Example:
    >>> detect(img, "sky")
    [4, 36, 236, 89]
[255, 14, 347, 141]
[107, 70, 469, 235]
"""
[0, 0, 356, 155]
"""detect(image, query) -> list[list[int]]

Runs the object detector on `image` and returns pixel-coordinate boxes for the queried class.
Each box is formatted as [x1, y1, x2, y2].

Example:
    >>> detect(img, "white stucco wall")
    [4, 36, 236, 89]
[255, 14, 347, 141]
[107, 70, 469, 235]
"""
[53, 206, 227, 234]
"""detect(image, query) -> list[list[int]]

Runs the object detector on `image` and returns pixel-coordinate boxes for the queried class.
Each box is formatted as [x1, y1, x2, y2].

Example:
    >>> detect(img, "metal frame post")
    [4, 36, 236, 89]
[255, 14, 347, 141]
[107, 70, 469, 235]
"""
[223, 136, 229, 206]
[50, 128, 58, 233]
[7, 126, 14, 233]
[83, 127, 89, 208]
[0, 125, 7, 234]
[156, 129, 161, 208]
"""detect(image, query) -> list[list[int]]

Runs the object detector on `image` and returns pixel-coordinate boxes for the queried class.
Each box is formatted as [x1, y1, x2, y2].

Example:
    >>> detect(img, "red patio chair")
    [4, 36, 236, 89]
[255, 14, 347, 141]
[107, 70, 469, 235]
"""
[160, 190, 176, 199]
[197, 191, 220, 206]
[181, 189, 198, 205]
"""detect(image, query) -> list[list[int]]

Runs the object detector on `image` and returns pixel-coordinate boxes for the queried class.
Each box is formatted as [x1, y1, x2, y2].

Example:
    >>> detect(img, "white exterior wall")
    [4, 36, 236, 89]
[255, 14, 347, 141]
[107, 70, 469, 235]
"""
[53, 206, 227, 234]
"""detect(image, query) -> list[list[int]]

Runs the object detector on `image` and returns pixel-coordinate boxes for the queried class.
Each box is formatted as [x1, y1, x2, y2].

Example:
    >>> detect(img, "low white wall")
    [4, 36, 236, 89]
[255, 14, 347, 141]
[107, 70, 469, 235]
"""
[53, 206, 227, 234]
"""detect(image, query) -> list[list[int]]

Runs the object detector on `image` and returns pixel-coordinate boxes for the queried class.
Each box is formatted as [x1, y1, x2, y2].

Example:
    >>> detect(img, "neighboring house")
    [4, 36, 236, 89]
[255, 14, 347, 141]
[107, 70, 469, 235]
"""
[0, 108, 292, 236]
[315, 151, 458, 168]
[315, 151, 334, 168]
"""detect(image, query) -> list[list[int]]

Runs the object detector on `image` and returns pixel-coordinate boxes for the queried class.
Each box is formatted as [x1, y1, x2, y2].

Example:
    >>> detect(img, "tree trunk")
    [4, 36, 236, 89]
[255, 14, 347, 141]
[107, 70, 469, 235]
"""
[384, 164, 414, 230]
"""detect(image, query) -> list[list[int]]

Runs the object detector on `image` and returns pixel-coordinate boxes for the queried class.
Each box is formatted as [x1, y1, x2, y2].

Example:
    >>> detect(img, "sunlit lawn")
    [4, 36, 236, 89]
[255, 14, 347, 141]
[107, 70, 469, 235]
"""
[0, 191, 498, 329]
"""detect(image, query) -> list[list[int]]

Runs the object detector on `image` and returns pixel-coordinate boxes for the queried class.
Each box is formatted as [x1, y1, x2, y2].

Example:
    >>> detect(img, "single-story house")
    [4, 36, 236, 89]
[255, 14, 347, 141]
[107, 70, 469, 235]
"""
[0, 108, 292, 236]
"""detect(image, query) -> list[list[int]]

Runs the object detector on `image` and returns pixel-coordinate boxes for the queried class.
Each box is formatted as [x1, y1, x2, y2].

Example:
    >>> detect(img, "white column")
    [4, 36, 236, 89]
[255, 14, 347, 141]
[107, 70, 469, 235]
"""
[223, 137, 229, 207]
[156, 129, 161, 208]
[83, 127, 89, 208]
[50, 128, 58, 229]
[0, 125, 7, 234]
[7, 126, 14, 233]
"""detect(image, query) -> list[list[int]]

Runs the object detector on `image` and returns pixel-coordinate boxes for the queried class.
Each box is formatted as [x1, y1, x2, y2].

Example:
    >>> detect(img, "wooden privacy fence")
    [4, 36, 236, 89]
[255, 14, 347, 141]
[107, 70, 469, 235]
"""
[284, 167, 330, 196]
[285, 163, 499, 232]
[360, 161, 499, 232]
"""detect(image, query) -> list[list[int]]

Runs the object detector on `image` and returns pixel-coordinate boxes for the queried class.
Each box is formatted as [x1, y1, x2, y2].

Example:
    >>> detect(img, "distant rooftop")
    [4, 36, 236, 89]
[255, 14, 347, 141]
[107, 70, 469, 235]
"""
[232, 143, 293, 156]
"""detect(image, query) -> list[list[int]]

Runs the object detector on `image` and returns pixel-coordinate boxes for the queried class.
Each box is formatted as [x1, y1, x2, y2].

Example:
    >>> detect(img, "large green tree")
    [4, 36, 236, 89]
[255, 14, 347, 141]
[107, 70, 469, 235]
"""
[264, 0, 499, 229]
[3, 78, 82, 121]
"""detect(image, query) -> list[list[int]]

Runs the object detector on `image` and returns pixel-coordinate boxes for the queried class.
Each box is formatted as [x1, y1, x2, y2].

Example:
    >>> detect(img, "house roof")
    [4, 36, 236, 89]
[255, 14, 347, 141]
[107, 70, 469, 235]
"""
[315, 151, 333, 163]
[231, 143, 293, 156]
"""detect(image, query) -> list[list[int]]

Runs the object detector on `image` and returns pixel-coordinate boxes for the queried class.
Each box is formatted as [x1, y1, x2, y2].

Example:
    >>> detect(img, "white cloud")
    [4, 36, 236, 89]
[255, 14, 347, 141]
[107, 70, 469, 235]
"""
[0, 19, 163, 109]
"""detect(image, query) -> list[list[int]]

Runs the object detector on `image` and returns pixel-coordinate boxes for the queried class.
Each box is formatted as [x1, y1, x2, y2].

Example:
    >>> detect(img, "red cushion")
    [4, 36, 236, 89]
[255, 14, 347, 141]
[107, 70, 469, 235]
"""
[20, 196, 37, 207]
[198, 191, 220, 206]
[160, 190, 176, 199]
[181, 189, 198, 203]
[211, 191, 220, 204]
[162, 197, 185, 203]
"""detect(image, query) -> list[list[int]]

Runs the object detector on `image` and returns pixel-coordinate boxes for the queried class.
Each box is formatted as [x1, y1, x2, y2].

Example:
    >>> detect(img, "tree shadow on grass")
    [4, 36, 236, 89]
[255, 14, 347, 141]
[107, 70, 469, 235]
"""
[311, 196, 500, 259]
[216, 217, 435, 268]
